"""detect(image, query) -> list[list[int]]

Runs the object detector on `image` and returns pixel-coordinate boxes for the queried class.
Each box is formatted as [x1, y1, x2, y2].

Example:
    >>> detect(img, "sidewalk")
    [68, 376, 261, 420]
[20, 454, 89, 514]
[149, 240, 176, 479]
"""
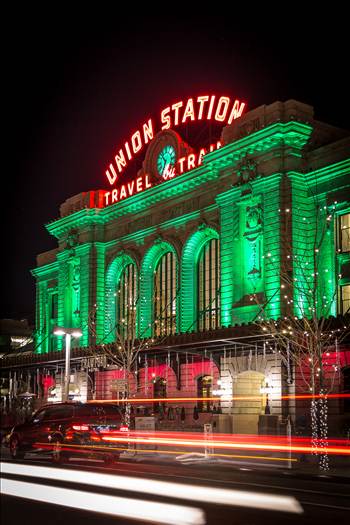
[119, 447, 350, 480]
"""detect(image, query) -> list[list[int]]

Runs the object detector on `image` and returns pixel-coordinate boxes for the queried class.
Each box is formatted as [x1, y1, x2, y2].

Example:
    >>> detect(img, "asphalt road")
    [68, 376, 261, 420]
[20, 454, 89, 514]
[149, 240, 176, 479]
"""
[1, 450, 350, 525]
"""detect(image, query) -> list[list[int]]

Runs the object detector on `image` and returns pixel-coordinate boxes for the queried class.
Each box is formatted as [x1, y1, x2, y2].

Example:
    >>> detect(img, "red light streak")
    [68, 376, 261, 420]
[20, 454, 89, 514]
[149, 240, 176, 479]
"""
[44, 428, 348, 457]
[88, 393, 350, 404]
[132, 431, 349, 446]
[34, 427, 349, 462]
[33, 442, 298, 463]
[99, 432, 350, 455]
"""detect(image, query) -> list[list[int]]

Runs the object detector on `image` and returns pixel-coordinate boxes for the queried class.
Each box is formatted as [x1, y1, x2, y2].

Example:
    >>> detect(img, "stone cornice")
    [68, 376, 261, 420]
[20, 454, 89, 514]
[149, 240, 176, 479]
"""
[205, 121, 313, 170]
[216, 173, 283, 205]
[31, 260, 59, 278]
[46, 208, 105, 239]
[306, 159, 350, 187]
[45, 122, 313, 240]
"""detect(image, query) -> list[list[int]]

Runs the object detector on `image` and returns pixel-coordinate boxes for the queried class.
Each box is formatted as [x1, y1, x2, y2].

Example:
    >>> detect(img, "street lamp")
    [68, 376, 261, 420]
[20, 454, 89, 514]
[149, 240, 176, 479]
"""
[53, 326, 82, 402]
[260, 381, 273, 415]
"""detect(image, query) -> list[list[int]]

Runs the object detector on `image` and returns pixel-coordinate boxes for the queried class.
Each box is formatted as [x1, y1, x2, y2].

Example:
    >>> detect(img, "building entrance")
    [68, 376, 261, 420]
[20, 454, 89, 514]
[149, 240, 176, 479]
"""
[232, 371, 266, 434]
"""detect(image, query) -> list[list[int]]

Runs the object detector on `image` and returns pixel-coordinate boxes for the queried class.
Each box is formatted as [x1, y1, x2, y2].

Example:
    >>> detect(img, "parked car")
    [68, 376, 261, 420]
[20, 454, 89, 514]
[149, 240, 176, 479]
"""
[7, 402, 127, 464]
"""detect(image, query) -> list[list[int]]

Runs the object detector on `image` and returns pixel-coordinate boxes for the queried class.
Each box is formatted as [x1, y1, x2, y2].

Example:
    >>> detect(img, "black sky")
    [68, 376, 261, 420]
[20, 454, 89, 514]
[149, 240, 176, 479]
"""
[3, 16, 349, 323]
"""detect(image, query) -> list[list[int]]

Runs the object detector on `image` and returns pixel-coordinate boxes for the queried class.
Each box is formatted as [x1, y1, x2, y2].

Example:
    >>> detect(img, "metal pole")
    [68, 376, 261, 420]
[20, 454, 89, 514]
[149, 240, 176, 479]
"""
[9, 371, 12, 413]
[204, 423, 213, 458]
[204, 424, 208, 459]
[63, 333, 72, 402]
[287, 416, 292, 469]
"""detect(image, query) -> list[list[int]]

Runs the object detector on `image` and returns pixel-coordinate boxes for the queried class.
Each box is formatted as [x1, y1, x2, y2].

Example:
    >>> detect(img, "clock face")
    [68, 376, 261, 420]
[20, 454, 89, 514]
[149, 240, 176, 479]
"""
[157, 145, 176, 176]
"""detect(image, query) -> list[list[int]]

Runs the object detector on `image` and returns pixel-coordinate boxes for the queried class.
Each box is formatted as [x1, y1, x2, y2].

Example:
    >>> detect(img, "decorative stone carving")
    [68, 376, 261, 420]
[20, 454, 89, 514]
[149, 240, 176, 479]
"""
[246, 205, 262, 231]
[236, 156, 259, 185]
[70, 258, 81, 318]
[64, 257, 81, 326]
[243, 204, 263, 279]
[65, 229, 79, 253]
[198, 221, 208, 231]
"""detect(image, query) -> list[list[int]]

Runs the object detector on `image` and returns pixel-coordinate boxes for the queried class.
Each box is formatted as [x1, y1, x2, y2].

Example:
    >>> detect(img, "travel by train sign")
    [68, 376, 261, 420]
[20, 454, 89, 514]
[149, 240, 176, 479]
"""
[105, 95, 246, 185]
[103, 94, 246, 207]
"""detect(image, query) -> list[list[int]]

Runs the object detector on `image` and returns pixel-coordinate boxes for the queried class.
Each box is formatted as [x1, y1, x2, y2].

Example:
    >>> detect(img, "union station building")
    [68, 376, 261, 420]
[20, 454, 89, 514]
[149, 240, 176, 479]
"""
[2, 99, 350, 434]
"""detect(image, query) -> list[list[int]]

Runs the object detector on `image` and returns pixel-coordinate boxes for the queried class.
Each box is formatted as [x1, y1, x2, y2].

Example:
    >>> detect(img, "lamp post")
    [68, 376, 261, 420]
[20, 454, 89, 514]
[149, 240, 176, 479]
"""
[53, 327, 82, 402]
[260, 382, 273, 415]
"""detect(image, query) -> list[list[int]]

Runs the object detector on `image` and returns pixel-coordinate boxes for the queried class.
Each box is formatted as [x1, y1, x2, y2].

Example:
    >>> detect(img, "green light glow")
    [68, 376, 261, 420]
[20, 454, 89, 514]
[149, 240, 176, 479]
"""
[32, 121, 349, 352]
[105, 252, 136, 342]
[139, 240, 178, 338]
[157, 145, 176, 176]
[181, 226, 219, 332]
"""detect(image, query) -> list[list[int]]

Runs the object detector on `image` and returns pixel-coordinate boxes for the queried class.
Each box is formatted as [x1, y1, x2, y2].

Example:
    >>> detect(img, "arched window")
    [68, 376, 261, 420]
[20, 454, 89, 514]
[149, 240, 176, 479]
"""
[117, 263, 137, 339]
[197, 375, 212, 412]
[198, 238, 220, 331]
[154, 252, 177, 336]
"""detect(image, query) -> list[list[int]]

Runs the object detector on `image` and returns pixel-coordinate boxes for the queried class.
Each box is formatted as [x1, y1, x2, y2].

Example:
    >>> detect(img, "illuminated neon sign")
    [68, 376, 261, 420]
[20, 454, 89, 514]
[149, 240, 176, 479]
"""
[104, 174, 152, 206]
[158, 141, 222, 180]
[103, 142, 222, 207]
[176, 142, 221, 176]
[105, 95, 245, 185]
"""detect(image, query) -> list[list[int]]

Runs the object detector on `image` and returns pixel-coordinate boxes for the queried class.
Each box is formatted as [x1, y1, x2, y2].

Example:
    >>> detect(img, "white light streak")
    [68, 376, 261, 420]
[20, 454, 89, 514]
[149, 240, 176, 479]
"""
[1, 462, 302, 514]
[1, 478, 204, 525]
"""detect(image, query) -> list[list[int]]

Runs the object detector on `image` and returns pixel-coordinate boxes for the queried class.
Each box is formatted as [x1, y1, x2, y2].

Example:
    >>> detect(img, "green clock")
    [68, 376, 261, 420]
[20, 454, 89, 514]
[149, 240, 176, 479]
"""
[157, 145, 176, 176]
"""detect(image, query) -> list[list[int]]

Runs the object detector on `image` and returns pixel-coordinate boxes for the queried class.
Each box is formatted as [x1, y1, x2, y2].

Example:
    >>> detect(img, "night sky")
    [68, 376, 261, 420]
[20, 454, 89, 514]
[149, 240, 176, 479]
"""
[3, 17, 349, 324]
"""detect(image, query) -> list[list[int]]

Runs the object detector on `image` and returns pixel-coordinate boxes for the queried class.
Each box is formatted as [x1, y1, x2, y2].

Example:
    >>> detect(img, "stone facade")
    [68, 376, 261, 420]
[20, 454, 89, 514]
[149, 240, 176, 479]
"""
[2, 100, 350, 434]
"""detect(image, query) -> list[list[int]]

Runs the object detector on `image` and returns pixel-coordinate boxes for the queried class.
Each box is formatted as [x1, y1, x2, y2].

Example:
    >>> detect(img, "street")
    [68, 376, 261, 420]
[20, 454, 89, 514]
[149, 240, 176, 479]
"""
[1, 447, 349, 525]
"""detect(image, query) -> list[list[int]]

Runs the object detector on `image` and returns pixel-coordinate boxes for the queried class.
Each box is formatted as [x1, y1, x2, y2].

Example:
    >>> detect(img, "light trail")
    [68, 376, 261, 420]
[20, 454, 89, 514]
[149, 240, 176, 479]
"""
[87, 393, 350, 404]
[33, 428, 350, 457]
[99, 435, 350, 455]
[119, 431, 349, 446]
[85, 428, 350, 455]
[33, 442, 298, 462]
[1, 478, 205, 525]
[0, 462, 303, 514]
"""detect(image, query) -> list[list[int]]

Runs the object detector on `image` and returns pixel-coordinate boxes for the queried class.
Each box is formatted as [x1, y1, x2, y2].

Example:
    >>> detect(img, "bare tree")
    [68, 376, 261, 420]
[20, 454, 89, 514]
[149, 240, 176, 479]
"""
[87, 281, 179, 426]
[87, 303, 155, 427]
[251, 197, 349, 470]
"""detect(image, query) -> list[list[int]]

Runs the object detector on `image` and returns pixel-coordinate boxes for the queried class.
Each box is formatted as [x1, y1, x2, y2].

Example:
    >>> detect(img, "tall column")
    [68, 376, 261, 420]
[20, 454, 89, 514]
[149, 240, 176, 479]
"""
[76, 244, 92, 347]
[262, 173, 282, 320]
[92, 242, 106, 345]
[216, 186, 240, 327]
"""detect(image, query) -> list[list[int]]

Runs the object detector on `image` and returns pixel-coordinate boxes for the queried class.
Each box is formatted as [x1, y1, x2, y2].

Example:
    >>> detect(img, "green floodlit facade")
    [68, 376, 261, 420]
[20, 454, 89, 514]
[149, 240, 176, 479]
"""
[31, 100, 350, 356]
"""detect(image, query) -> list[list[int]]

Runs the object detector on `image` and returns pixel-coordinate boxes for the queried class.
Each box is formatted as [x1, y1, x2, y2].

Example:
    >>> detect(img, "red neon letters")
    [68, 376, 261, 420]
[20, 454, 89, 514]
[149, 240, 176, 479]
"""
[106, 95, 245, 185]
[104, 174, 152, 206]
[173, 141, 221, 177]
[106, 119, 154, 185]
[104, 142, 222, 207]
